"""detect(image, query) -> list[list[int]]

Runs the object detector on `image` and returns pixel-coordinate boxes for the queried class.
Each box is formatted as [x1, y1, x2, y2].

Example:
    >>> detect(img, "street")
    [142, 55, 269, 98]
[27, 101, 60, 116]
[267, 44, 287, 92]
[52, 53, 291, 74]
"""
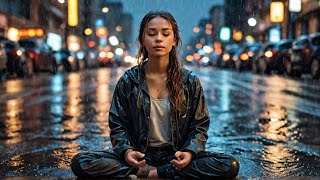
[0, 66, 319, 178]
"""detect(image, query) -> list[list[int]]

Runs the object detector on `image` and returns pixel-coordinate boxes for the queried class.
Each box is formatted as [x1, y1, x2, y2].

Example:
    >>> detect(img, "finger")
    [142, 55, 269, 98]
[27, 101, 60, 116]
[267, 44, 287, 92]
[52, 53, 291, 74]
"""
[170, 159, 183, 169]
[135, 151, 145, 158]
[135, 159, 146, 167]
[175, 151, 182, 158]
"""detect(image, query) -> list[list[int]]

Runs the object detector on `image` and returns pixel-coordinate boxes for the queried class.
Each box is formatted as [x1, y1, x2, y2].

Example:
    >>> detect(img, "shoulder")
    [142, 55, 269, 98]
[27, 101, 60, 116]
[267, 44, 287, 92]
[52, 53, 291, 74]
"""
[181, 68, 200, 84]
[118, 65, 141, 84]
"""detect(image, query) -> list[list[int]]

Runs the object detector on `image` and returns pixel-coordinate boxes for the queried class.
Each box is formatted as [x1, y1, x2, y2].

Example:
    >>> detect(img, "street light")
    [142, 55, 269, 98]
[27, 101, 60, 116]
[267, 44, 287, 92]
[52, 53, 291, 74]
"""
[102, 7, 109, 13]
[248, 18, 257, 27]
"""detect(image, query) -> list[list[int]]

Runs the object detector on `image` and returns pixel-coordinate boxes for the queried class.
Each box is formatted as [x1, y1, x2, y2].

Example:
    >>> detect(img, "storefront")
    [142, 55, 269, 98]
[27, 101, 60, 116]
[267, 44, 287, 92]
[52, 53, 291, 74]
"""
[0, 13, 7, 37]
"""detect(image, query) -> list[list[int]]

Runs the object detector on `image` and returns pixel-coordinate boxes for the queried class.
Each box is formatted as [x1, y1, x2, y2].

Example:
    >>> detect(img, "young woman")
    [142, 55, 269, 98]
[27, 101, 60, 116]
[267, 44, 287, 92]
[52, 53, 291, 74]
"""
[71, 10, 239, 178]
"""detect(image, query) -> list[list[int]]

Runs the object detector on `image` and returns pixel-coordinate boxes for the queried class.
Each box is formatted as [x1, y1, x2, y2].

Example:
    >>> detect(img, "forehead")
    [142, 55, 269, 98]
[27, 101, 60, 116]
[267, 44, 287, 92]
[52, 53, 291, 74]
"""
[146, 17, 173, 30]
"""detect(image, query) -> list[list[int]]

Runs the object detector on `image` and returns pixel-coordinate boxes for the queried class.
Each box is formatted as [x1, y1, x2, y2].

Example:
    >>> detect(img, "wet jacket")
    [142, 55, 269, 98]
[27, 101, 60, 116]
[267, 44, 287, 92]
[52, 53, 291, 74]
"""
[108, 63, 210, 158]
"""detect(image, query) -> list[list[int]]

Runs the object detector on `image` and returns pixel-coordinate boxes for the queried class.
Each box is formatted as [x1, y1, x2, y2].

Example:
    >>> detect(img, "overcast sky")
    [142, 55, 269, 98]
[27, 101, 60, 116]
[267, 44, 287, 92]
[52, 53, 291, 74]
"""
[109, 0, 223, 50]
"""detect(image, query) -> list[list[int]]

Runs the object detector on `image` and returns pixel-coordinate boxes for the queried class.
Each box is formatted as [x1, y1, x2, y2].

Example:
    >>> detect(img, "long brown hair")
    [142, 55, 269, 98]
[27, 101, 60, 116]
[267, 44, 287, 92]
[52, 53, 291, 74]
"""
[136, 10, 184, 114]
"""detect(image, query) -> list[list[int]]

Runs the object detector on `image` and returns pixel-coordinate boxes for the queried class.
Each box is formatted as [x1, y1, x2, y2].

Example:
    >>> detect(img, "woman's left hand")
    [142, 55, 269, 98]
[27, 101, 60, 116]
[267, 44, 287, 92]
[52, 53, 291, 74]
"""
[170, 151, 192, 169]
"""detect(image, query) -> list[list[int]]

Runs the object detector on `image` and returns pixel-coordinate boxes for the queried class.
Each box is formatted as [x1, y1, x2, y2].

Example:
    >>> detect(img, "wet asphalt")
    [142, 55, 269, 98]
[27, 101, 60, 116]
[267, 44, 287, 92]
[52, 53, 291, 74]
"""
[0, 66, 319, 179]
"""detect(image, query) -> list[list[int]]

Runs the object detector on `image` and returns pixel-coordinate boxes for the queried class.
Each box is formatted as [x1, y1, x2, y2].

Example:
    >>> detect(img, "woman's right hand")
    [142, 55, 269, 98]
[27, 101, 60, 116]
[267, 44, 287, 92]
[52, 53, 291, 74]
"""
[124, 149, 146, 167]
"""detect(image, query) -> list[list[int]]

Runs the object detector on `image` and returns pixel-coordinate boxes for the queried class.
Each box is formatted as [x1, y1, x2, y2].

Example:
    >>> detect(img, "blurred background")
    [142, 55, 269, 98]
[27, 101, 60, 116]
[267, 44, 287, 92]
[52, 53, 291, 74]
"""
[0, 0, 318, 78]
[0, 0, 320, 178]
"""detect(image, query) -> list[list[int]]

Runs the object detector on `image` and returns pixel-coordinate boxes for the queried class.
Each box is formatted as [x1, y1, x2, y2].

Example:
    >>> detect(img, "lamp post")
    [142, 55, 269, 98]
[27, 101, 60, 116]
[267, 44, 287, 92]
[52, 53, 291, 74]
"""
[288, 0, 302, 39]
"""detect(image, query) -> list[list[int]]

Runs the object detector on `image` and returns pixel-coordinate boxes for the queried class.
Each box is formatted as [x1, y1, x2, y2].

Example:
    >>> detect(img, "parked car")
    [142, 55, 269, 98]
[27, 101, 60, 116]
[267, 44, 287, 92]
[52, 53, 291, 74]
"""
[0, 42, 7, 75]
[285, 33, 320, 78]
[255, 39, 293, 74]
[85, 48, 99, 68]
[234, 42, 262, 72]
[253, 42, 277, 74]
[18, 38, 56, 73]
[0, 37, 33, 77]
[53, 48, 80, 72]
[218, 44, 241, 69]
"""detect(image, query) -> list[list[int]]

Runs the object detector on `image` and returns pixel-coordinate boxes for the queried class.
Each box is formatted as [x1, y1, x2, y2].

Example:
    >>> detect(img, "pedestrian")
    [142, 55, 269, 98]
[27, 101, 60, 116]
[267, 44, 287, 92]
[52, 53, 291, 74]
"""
[70, 10, 239, 179]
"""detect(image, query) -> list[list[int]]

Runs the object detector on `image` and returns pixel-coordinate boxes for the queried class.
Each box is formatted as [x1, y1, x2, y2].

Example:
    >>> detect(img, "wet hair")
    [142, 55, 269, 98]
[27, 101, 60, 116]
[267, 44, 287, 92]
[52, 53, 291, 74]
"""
[136, 10, 184, 114]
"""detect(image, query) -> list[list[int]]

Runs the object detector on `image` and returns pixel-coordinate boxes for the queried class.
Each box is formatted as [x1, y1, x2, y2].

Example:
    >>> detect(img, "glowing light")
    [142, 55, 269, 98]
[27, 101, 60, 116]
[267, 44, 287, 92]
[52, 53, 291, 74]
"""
[8, 27, 19, 42]
[109, 36, 119, 46]
[116, 26, 122, 32]
[193, 27, 200, 33]
[115, 48, 124, 56]
[270, 2, 284, 23]
[233, 30, 243, 41]
[248, 18, 257, 27]
[96, 27, 108, 38]
[102, 7, 109, 13]
[193, 53, 200, 60]
[84, 28, 92, 35]
[68, 0, 78, 26]
[205, 29, 212, 35]
[240, 53, 249, 61]
[223, 54, 230, 61]
[219, 27, 231, 43]
[203, 45, 213, 54]
[265, 51, 273, 58]
[186, 55, 193, 62]
[195, 43, 202, 49]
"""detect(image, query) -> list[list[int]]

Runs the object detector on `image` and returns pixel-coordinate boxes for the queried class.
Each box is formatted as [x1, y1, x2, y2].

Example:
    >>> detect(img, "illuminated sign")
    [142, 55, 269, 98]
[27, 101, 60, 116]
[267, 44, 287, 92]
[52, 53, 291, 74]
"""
[219, 27, 231, 43]
[47, 32, 62, 51]
[68, 0, 78, 26]
[269, 27, 281, 43]
[289, 0, 301, 12]
[18, 28, 44, 38]
[270, 2, 284, 23]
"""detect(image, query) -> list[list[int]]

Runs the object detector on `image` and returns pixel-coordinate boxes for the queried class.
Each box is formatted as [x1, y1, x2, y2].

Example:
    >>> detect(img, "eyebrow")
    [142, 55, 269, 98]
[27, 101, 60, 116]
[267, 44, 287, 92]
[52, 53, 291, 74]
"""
[146, 28, 172, 31]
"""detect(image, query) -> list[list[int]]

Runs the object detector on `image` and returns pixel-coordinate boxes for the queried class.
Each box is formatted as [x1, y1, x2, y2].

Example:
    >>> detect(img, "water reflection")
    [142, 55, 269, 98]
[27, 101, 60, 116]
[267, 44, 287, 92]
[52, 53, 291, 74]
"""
[258, 76, 301, 176]
[96, 68, 112, 137]
[65, 73, 82, 118]
[261, 144, 299, 176]
[219, 71, 231, 112]
[50, 74, 64, 123]
[4, 79, 25, 145]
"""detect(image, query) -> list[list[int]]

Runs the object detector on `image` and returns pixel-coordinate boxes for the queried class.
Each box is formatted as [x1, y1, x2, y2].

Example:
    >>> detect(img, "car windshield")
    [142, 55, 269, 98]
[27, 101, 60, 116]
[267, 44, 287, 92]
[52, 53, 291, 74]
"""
[18, 41, 36, 48]
[311, 36, 320, 46]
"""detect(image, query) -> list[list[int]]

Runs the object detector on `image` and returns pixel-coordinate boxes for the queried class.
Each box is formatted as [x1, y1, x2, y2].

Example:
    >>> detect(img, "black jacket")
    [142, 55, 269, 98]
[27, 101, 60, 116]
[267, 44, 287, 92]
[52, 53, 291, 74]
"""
[109, 63, 210, 158]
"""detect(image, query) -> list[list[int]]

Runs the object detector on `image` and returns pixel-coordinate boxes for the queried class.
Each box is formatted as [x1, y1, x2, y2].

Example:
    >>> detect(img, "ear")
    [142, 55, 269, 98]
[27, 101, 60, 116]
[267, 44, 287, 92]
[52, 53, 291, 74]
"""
[173, 40, 177, 47]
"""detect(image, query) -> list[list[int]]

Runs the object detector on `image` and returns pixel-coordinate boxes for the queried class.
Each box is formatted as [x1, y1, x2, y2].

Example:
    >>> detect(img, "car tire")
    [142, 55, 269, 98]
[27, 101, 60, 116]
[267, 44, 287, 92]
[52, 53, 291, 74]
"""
[252, 62, 258, 74]
[310, 58, 320, 79]
[26, 59, 34, 76]
[284, 58, 293, 76]
[258, 58, 267, 74]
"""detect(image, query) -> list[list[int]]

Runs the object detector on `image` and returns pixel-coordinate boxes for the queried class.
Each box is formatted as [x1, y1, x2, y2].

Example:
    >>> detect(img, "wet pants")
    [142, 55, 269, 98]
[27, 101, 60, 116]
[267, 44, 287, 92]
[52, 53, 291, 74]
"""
[71, 146, 239, 179]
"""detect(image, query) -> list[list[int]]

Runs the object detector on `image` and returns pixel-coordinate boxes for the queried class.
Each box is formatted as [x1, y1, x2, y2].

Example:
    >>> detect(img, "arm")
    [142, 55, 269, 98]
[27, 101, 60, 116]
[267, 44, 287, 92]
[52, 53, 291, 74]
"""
[108, 76, 133, 158]
[181, 76, 210, 156]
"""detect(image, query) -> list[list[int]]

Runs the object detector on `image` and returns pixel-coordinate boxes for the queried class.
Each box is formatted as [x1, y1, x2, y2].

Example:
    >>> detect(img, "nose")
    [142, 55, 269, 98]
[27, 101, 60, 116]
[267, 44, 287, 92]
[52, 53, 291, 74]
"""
[155, 34, 163, 42]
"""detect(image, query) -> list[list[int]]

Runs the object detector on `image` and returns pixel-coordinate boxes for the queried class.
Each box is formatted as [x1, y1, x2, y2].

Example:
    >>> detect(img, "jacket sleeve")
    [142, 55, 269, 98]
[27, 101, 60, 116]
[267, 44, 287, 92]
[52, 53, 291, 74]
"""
[108, 76, 133, 157]
[181, 75, 209, 156]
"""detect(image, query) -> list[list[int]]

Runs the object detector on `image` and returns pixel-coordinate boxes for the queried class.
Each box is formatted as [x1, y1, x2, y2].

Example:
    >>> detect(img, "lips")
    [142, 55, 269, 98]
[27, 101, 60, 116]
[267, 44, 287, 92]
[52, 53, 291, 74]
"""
[153, 45, 165, 48]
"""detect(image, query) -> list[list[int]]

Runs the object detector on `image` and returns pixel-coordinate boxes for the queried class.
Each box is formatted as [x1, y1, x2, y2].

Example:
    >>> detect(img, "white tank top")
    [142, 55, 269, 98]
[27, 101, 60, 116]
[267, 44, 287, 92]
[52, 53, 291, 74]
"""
[148, 96, 172, 147]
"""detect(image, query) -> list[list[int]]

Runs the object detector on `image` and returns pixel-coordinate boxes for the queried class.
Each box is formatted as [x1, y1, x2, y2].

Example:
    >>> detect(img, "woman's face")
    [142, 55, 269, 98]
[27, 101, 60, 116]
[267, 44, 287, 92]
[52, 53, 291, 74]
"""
[143, 17, 176, 58]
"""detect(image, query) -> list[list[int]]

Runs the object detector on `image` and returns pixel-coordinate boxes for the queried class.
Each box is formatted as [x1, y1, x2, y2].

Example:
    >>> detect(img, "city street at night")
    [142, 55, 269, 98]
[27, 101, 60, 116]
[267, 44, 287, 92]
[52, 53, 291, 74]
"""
[0, 0, 320, 179]
[0, 67, 319, 178]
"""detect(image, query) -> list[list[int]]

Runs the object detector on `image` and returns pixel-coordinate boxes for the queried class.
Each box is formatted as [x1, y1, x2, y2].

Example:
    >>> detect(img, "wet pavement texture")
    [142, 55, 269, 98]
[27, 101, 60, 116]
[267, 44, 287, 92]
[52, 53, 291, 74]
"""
[0, 67, 319, 178]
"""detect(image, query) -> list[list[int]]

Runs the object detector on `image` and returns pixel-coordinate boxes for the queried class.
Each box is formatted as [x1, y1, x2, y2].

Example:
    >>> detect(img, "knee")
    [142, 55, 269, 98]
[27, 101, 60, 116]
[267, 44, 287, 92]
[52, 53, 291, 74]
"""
[226, 156, 240, 178]
[70, 153, 89, 177]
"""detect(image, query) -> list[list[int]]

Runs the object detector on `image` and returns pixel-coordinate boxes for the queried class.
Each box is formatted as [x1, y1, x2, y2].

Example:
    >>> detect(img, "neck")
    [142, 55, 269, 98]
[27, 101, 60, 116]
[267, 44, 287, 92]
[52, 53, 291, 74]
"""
[146, 56, 169, 74]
